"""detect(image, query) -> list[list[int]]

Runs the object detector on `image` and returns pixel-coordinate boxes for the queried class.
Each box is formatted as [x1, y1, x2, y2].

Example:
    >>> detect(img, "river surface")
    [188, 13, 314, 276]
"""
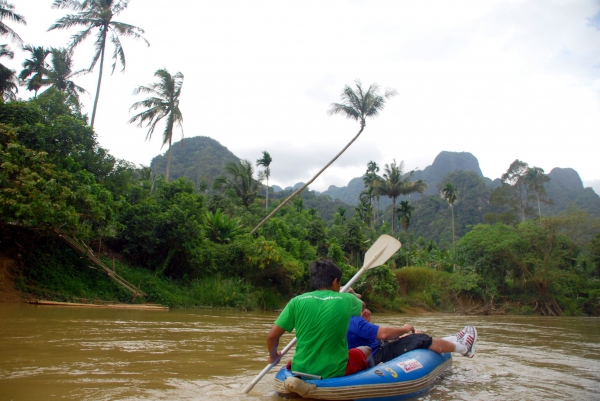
[0, 304, 599, 401]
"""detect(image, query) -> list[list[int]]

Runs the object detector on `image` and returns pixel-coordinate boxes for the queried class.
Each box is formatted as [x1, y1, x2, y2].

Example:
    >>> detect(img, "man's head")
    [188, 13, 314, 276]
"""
[309, 260, 343, 291]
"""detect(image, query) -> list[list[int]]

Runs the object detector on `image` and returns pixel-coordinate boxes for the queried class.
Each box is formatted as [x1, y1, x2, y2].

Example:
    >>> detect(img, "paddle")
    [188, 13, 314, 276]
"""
[241, 234, 401, 394]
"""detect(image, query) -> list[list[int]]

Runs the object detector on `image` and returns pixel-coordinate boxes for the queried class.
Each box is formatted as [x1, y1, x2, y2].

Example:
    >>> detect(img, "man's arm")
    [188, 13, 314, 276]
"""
[376, 324, 415, 340]
[267, 324, 287, 364]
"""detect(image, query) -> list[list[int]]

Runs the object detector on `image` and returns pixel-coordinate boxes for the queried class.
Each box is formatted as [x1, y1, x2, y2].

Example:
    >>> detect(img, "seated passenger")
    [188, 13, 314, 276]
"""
[347, 308, 477, 365]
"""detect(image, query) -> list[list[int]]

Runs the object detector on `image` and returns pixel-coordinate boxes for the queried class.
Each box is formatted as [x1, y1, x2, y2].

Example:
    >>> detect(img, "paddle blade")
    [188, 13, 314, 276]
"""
[363, 234, 401, 270]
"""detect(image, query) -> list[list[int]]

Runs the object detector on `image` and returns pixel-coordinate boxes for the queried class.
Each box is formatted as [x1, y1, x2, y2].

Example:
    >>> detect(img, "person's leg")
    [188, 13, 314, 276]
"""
[428, 338, 455, 353]
[345, 347, 371, 376]
[376, 334, 433, 363]
[443, 326, 468, 343]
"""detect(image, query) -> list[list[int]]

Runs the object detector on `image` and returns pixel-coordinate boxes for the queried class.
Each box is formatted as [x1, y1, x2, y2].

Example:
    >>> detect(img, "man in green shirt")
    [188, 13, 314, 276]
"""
[267, 260, 370, 379]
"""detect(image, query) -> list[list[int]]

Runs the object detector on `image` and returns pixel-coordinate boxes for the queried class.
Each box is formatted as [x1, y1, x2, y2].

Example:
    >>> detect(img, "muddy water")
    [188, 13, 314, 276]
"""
[0, 304, 599, 401]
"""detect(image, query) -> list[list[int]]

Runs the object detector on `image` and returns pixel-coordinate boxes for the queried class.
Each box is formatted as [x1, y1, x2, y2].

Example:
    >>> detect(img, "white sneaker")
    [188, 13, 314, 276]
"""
[460, 325, 477, 358]
[444, 326, 468, 343]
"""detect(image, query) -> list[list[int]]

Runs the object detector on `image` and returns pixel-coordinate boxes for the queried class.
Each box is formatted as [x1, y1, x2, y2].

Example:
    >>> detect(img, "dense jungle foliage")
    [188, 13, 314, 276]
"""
[1, 92, 600, 315]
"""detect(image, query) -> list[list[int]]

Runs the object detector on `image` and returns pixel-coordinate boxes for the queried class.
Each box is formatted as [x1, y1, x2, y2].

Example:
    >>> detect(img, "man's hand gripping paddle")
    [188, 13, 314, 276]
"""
[241, 234, 401, 394]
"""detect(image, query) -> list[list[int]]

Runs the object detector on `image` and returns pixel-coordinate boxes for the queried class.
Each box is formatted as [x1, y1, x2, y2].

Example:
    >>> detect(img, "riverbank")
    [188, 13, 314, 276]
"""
[0, 255, 22, 303]
[0, 250, 287, 310]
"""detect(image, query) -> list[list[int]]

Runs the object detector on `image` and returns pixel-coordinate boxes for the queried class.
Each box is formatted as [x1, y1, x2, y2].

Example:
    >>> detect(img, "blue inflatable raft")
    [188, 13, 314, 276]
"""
[274, 349, 452, 400]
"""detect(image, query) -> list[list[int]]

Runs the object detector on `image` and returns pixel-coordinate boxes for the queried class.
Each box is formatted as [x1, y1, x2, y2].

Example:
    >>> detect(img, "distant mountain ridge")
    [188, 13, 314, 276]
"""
[149, 136, 599, 217]
[319, 151, 488, 206]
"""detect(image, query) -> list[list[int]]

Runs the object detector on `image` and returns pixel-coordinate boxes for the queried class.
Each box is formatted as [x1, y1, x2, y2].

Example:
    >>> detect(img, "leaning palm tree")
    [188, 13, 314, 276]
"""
[0, 0, 25, 45]
[375, 159, 427, 235]
[441, 183, 458, 253]
[44, 47, 88, 106]
[48, 0, 149, 127]
[250, 80, 397, 234]
[19, 45, 51, 97]
[256, 150, 272, 209]
[129, 68, 184, 182]
[213, 160, 263, 209]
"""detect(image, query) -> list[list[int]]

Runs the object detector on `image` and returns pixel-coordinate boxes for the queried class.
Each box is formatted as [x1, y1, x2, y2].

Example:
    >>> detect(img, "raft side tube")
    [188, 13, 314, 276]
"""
[274, 349, 452, 400]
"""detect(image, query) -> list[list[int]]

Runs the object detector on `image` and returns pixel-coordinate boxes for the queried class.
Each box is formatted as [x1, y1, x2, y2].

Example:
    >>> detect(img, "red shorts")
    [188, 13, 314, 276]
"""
[345, 348, 368, 376]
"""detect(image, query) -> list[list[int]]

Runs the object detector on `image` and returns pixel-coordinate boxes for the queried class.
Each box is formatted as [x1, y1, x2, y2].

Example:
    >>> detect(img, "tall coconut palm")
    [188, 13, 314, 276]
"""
[376, 159, 427, 236]
[213, 160, 263, 209]
[397, 200, 414, 266]
[19, 45, 51, 97]
[524, 166, 550, 222]
[441, 183, 458, 253]
[363, 160, 381, 228]
[256, 150, 272, 209]
[44, 47, 88, 106]
[0, 0, 25, 45]
[48, 0, 149, 127]
[250, 80, 397, 234]
[129, 68, 184, 182]
[0, 44, 17, 101]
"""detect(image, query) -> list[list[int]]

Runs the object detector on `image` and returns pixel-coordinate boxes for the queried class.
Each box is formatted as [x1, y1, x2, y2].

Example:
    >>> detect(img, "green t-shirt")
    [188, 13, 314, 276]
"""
[274, 290, 363, 379]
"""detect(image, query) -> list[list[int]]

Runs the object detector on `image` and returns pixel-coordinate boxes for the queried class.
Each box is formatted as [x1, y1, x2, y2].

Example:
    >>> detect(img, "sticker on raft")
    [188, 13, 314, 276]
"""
[396, 359, 423, 373]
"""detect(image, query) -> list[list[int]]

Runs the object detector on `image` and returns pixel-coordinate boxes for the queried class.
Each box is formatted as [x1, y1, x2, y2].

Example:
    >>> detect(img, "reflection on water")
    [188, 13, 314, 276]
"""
[0, 304, 598, 400]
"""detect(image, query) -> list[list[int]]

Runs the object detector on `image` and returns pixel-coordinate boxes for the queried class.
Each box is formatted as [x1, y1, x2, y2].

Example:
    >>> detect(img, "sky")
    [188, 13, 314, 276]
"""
[4, 0, 600, 193]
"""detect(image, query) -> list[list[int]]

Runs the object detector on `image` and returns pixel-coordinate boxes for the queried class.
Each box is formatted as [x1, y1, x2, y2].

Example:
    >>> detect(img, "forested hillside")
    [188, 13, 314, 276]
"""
[150, 136, 240, 189]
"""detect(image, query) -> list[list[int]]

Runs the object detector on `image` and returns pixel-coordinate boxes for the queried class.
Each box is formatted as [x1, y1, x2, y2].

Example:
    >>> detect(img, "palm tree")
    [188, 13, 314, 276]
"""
[375, 159, 427, 235]
[0, 43, 17, 101]
[441, 183, 458, 253]
[48, 0, 149, 127]
[19, 45, 51, 97]
[256, 150, 272, 209]
[397, 200, 414, 266]
[356, 190, 373, 228]
[129, 68, 184, 182]
[524, 166, 550, 222]
[250, 80, 397, 234]
[363, 160, 381, 227]
[0, 0, 25, 45]
[44, 47, 88, 105]
[213, 160, 263, 209]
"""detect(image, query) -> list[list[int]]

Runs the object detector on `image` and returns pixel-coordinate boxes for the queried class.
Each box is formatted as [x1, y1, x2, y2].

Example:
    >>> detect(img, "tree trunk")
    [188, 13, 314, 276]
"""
[265, 177, 269, 209]
[166, 137, 172, 182]
[451, 205, 456, 271]
[250, 124, 365, 235]
[90, 34, 106, 128]
[451, 205, 455, 253]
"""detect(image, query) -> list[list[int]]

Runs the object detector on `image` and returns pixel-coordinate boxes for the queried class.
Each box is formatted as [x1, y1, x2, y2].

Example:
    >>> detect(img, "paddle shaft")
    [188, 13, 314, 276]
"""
[241, 246, 388, 394]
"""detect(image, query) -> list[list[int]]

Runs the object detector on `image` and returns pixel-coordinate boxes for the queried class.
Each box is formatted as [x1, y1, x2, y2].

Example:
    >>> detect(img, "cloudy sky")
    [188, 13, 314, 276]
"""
[5, 0, 600, 192]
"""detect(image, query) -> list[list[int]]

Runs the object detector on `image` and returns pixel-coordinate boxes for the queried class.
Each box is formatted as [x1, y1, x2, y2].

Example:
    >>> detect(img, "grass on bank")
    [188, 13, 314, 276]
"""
[13, 240, 286, 310]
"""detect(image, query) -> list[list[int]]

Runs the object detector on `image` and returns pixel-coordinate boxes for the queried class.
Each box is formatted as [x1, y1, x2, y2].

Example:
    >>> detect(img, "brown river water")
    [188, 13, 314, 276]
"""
[0, 304, 599, 401]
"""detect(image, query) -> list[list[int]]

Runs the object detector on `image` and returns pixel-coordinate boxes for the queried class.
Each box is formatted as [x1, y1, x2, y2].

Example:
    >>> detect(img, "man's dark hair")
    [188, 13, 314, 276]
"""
[309, 260, 343, 290]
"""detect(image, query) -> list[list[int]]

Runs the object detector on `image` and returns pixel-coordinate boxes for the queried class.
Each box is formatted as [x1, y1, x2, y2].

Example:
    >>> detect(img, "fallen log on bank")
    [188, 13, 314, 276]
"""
[28, 299, 168, 310]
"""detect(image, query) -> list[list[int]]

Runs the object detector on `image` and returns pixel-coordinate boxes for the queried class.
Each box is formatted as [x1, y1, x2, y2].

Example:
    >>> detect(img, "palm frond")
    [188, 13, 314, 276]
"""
[0, 0, 25, 45]
[51, 0, 84, 10]
[109, 29, 125, 73]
